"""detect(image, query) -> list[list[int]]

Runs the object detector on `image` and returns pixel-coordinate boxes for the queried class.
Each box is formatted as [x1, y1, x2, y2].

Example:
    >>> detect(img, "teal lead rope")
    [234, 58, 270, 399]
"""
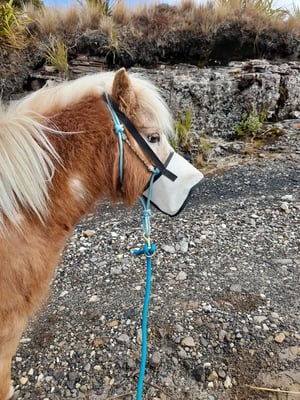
[133, 170, 159, 400]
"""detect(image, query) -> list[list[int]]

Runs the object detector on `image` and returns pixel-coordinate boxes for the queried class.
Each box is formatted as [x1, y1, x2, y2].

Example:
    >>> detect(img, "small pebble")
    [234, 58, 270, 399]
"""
[84, 229, 95, 237]
[150, 351, 161, 367]
[280, 202, 290, 213]
[19, 377, 28, 385]
[207, 370, 218, 382]
[274, 332, 285, 343]
[181, 336, 195, 347]
[89, 295, 100, 302]
[176, 271, 187, 281]
[117, 334, 130, 344]
[224, 375, 232, 389]
[281, 195, 293, 201]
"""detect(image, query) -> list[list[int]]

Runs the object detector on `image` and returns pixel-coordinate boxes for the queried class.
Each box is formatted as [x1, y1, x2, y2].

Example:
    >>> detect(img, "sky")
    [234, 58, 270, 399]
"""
[43, 0, 300, 11]
[273, 0, 299, 10]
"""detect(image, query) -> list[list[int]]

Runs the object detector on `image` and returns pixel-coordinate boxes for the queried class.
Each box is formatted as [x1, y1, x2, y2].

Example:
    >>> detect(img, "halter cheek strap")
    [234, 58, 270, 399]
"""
[104, 93, 158, 191]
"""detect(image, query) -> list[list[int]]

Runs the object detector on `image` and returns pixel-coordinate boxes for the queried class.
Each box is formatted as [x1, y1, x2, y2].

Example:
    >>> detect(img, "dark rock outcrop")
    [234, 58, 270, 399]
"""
[140, 60, 300, 137]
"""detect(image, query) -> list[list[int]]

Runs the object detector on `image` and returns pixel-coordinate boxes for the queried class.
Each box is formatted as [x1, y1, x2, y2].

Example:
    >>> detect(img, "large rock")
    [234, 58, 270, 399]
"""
[135, 60, 300, 137]
[3, 55, 300, 138]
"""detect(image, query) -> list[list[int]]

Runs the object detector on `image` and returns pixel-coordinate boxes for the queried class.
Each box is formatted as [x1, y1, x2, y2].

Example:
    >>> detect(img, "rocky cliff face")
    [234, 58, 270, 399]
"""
[136, 60, 300, 138]
[2, 53, 300, 139]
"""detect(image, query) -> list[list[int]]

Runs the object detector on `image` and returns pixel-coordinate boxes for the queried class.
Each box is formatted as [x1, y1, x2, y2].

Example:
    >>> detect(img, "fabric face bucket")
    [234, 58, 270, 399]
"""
[143, 152, 203, 216]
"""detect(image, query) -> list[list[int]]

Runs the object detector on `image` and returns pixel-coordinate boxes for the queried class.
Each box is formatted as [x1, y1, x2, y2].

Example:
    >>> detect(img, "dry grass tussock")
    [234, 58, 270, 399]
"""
[112, 0, 130, 25]
[19, 0, 300, 40]
[1, 0, 300, 61]
[171, 0, 291, 33]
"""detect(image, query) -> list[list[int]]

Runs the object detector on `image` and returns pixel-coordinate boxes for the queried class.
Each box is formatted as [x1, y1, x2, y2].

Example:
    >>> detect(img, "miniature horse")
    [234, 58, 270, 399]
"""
[0, 68, 201, 399]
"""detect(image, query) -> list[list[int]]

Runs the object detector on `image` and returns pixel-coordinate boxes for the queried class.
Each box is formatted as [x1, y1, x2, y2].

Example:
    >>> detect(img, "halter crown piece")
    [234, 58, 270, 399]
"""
[104, 93, 158, 400]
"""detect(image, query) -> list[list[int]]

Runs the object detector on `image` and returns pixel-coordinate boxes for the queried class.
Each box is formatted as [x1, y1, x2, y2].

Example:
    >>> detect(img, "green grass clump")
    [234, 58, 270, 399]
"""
[171, 108, 193, 151]
[234, 103, 268, 139]
[0, 0, 30, 48]
[77, 0, 118, 17]
[45, 37, 69, 77]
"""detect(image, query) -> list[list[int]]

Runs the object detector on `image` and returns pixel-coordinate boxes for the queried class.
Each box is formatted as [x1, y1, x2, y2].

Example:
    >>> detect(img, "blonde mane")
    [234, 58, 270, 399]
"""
[0, 107, 60, 229]
[16, 71, 174, 136]
[0, 71, 173, 229]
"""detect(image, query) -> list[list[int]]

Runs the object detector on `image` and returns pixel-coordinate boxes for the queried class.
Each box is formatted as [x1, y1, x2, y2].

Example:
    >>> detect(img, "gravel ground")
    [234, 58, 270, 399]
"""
[11, 125, 299, 400]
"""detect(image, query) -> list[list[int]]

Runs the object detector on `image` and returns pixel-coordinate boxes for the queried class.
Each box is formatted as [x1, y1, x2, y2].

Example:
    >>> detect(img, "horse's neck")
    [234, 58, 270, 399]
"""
[45, 98, 120, 236]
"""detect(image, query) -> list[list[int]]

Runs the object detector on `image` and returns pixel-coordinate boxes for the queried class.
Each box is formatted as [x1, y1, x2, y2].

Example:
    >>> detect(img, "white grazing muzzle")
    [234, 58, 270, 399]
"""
[143, 152, 204, 216]
[102, 94, 203, 216]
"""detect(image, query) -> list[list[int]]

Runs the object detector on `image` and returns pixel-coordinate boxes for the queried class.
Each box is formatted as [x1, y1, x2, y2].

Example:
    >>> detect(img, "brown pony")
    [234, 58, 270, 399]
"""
[0, 68, 200, 399]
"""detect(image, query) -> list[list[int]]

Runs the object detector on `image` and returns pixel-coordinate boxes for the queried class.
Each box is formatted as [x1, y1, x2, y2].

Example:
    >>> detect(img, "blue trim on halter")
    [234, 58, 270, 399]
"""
[104, 93, 125, 186]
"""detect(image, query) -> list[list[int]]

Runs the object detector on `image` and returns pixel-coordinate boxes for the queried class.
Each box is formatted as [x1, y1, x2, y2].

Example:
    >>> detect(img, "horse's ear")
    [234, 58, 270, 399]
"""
[111, 68, 137, 114]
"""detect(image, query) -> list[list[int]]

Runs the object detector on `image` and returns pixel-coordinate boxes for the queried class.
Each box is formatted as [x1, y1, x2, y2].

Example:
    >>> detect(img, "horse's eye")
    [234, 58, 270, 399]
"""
[147, 133, 160, 143]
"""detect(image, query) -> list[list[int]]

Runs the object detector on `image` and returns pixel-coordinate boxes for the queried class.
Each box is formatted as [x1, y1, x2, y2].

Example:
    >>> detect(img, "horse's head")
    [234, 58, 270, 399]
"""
[109, 68, 203, 216]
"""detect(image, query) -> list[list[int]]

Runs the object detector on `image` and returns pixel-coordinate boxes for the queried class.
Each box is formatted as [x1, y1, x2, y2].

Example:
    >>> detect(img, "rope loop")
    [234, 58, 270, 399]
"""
[115, 123, 124, 137]
[133, 242, 156, 258]
[144, 242, 156, 257]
